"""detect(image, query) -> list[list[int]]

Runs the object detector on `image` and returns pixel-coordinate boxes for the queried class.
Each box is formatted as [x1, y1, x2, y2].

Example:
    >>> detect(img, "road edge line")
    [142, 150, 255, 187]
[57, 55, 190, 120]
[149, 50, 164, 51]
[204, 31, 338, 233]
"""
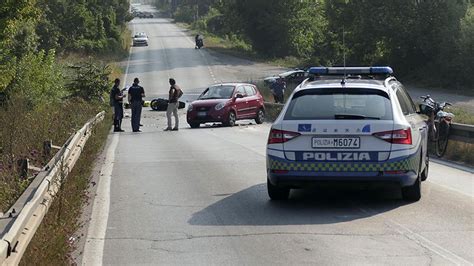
[81, 134, 119, 265]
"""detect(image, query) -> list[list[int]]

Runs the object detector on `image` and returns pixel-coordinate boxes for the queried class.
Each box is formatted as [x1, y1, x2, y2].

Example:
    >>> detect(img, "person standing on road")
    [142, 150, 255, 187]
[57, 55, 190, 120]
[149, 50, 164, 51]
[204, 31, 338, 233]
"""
[164, 78, 182, 131]
[110, 78, 125, 132]
[271, 77, 286, 103]
[128, 78, 145, 132]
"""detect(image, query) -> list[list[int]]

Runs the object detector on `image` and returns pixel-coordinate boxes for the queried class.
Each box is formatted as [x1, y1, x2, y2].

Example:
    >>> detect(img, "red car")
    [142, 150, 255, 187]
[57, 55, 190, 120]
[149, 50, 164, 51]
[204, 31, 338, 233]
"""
[187, 83, 265, 128]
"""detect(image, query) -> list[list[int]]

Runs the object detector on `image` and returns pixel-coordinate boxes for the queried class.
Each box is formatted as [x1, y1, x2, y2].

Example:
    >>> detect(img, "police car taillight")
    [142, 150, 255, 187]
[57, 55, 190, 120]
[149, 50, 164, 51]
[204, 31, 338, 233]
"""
[373, 128, 412, 145]
[268, 129, 301, 144]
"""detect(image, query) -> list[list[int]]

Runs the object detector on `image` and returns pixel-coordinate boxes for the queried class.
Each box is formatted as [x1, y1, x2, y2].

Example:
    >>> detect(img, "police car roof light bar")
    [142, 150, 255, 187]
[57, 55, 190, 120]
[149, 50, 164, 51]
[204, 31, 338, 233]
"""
[308, 66, 393, 76]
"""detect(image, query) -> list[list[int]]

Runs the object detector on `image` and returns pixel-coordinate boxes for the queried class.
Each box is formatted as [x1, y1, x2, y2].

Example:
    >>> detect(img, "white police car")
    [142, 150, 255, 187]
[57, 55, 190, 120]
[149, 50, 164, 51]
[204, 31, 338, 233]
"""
[266, 67, 429, 201]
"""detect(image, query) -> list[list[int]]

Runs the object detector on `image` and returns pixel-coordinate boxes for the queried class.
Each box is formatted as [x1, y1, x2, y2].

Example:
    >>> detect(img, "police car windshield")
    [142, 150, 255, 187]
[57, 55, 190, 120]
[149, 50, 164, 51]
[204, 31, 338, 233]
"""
[199, 85, 235, 100]
[284, 88, 392, 120]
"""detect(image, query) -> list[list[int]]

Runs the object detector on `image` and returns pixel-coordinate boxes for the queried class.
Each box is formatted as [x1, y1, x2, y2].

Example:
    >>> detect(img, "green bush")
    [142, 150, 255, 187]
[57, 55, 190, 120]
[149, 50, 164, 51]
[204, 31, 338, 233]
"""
[67, 61, 111, 102]
[174, 6, 196, 23]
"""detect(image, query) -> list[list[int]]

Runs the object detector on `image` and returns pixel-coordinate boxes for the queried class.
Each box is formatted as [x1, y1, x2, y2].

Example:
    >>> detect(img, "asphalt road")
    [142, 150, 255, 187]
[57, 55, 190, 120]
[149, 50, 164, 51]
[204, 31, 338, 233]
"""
[81, 5, 474, 265]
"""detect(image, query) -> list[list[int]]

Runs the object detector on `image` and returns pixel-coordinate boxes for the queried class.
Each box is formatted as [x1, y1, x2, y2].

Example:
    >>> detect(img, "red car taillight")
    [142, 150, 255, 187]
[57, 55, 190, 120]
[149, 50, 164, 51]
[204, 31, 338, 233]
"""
[373, 128, 412, 145]
[268, 129, 301, 144]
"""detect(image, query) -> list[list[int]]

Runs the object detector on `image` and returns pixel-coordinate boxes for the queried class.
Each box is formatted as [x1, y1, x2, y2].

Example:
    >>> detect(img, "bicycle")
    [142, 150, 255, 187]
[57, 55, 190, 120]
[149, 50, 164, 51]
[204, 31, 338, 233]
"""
[419, 95, 455, 157]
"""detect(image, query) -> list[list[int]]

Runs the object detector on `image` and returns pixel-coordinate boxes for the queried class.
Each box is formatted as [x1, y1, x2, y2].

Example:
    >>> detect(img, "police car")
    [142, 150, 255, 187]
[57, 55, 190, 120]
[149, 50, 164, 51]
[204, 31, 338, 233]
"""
[266, 67, 429, 201]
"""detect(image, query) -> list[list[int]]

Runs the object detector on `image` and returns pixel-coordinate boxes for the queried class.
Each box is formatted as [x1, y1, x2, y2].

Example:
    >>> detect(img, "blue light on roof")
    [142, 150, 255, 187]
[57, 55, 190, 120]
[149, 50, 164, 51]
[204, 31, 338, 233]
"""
[308, 66, 393, 75]
[308, 67, 328, 75]
[370, 66, 393, 74]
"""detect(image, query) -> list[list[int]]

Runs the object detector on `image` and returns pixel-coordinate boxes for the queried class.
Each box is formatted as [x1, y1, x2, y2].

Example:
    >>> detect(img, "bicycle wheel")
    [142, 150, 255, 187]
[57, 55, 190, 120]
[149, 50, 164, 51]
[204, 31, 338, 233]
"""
[435, 120, 450, 157]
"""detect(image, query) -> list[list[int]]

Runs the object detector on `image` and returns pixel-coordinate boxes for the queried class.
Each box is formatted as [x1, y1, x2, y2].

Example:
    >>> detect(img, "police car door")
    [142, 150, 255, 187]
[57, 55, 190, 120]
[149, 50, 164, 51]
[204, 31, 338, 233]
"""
[280, 88, 394, 164]
[394, 84, 426, 161]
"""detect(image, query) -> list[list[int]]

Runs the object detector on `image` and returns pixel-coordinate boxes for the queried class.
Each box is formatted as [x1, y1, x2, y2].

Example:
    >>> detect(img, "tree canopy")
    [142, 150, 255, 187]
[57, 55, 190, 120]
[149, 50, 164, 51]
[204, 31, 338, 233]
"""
[159, 0, 474, 88]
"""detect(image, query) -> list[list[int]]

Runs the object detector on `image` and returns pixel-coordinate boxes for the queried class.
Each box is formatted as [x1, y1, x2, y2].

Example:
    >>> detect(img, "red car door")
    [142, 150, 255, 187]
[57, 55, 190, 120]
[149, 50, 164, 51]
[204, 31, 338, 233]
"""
[233, 86, 249, 119]
[244, 85, 259, 118]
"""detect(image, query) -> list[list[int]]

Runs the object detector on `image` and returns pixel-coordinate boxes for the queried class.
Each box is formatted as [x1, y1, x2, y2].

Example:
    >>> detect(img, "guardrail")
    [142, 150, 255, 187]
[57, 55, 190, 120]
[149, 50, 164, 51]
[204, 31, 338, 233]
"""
[264, 102, 474, 144]
[0, 111, 105, 265]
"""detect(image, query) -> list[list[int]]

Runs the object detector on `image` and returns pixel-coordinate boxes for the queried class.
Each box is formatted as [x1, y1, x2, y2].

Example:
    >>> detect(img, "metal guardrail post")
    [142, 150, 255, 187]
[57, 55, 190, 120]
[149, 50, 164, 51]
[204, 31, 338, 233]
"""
[16, 159, 29, 180]
[0, 111, 105, 265]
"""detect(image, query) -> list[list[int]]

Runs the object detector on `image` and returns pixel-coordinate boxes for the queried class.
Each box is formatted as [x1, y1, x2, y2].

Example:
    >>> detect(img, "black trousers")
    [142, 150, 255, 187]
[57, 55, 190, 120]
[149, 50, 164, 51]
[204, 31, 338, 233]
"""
[131, 101, 142, 131]
[114, 102, 124, 130]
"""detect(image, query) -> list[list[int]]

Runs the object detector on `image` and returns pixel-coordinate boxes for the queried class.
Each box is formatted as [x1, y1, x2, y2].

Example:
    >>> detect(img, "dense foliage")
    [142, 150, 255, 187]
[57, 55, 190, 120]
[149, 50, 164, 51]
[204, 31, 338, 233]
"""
[157, 0, 474, 88]
[0, 0, 128, 211]
[0, 0, 130, 100]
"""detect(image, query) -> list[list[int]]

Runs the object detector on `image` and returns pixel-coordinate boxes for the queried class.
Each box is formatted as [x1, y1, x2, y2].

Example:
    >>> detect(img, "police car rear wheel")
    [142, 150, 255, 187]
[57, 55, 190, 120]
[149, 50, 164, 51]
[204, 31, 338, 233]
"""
[402, 177, 421, 201]
[267, 179, 290, 200]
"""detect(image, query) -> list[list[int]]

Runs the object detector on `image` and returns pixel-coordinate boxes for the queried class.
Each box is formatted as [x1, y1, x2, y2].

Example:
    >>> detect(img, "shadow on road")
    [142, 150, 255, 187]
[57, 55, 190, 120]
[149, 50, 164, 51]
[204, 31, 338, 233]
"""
[189, 183, 409, 226]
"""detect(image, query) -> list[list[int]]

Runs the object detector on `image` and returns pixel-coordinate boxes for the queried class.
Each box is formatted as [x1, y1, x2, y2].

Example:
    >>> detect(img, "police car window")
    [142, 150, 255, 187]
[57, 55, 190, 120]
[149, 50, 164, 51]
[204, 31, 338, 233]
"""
[244, 86, 255, 96]
[399, 86, 417, 113]
[284, 88, 392, 120]
[396, 89, 412, 115]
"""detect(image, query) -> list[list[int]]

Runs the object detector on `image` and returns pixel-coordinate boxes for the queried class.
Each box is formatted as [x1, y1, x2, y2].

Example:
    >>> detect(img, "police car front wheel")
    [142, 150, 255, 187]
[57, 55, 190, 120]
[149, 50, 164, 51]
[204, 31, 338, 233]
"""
[267, 179, 290, 200]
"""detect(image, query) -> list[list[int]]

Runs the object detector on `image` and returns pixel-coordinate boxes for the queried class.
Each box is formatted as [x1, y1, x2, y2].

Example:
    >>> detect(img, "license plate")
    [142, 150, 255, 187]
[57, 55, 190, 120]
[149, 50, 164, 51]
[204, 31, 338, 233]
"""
[312, 137, 360, 149]
[197, 111, 207, 117]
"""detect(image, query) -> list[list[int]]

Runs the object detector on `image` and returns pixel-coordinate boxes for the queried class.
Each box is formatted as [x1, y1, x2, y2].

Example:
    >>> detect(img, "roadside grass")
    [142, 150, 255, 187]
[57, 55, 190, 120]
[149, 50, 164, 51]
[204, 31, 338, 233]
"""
[449, 107, 474, 125]
[0, 98, 104, 213]
[20, 112, 110, 265]
[438, 141, 474, 166]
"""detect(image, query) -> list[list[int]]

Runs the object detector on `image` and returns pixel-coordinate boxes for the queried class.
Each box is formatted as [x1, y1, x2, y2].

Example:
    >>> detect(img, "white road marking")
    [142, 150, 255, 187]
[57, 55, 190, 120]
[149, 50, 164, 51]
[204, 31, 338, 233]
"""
[81, 109, 119, 265]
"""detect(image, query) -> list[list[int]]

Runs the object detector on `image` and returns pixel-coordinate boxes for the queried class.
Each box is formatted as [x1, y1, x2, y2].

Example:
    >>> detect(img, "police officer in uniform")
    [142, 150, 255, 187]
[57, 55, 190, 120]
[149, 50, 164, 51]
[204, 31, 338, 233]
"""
[128, 78, 145, 132]
[110, 78, 125, 132]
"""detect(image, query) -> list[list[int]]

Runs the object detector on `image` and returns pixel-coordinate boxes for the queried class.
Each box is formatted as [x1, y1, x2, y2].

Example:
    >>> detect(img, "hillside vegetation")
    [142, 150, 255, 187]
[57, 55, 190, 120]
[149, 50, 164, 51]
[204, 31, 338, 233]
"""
[157, 0, 474, 91]
[0, 0, 130, 212]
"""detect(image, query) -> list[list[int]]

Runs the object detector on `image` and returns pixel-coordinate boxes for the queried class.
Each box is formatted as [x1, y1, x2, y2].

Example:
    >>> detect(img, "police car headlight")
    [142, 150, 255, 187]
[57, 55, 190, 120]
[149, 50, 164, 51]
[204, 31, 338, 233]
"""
[215, 102, 225, 111]
[187, 104, 193, 112]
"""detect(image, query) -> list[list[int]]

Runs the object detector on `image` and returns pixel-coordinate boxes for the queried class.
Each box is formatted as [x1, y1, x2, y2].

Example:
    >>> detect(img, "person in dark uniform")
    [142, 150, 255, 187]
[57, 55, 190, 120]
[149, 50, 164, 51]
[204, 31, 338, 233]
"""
[128, 77, 145, 132]
[271, 76, 286, 103]
[110, 78, 125, 132]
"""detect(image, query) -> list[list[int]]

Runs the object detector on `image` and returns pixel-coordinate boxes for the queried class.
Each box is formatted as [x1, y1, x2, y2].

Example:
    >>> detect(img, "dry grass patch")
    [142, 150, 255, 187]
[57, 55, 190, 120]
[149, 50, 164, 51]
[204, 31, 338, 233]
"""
[20, 112, 110, 265]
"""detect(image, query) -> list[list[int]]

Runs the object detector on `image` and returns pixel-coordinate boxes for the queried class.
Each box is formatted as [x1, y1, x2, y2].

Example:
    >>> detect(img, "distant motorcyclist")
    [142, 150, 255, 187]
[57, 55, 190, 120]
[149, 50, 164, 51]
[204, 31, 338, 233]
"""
[195, 34, 203, 49]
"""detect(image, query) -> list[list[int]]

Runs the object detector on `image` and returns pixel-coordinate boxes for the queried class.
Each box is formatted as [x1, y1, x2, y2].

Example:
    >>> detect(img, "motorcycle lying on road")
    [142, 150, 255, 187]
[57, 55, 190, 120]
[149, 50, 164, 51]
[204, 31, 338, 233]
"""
[150, 98, 186, 111]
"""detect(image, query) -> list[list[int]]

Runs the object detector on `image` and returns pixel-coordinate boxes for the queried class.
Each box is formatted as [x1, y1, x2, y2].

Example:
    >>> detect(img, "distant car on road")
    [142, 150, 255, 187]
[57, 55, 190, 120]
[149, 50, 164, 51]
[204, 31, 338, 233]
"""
[137, 12, 154, 18]
[266, 66, 429, 201]
[264, 69, 308, 86]
[133, 32, 148, 46]
[187, 83, 265, 128]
